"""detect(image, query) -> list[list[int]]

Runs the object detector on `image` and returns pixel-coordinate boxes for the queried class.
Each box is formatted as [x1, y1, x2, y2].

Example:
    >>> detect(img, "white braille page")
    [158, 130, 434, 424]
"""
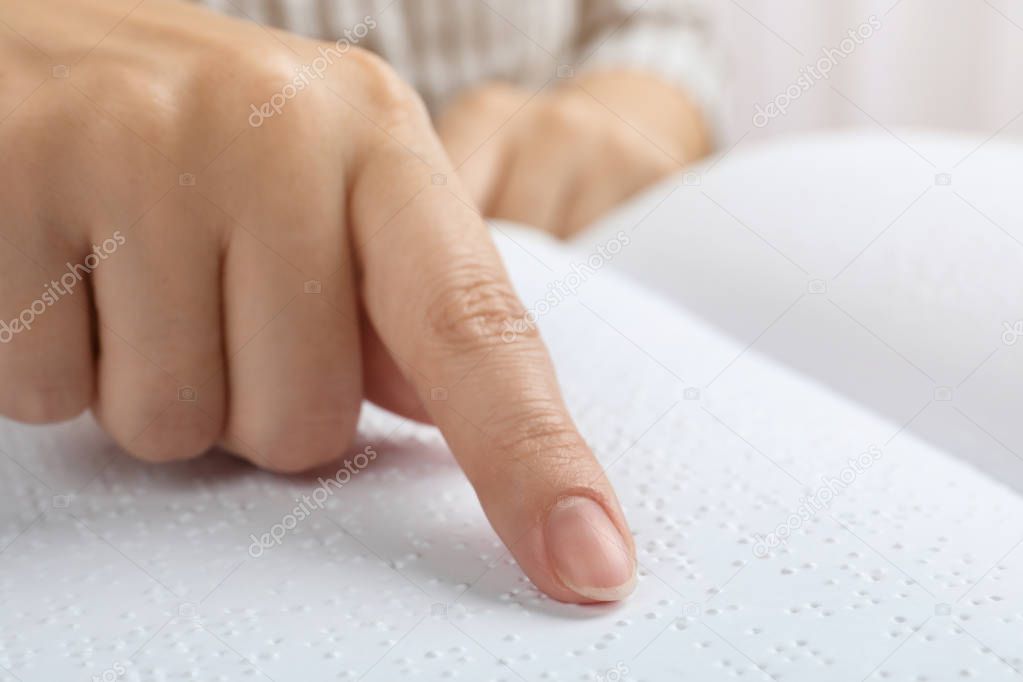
[576, 131, 1023, 494]
[1, 214, 1022, 680]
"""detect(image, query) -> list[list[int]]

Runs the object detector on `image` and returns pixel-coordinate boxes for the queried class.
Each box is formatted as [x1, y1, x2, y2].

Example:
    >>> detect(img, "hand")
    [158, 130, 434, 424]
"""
[0, 0, 635, 603]
[438, 70, 711, 237]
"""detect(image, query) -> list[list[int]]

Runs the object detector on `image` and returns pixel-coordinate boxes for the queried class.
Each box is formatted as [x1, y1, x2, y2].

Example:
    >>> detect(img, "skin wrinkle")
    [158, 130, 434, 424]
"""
[0, 0, 709, 605]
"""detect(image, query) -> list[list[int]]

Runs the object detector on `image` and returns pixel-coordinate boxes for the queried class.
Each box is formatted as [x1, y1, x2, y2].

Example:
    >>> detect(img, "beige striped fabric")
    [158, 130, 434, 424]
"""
[192, 0, 721, 123]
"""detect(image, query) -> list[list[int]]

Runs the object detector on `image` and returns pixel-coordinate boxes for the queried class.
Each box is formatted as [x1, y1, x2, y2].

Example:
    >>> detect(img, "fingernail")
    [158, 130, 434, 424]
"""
[545, 496, 636, 602]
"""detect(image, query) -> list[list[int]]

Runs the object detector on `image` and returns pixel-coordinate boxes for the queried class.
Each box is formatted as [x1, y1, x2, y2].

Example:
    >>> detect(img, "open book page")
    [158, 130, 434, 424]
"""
[1, 223, 1021, 681]
[575, 130, 1023, 492]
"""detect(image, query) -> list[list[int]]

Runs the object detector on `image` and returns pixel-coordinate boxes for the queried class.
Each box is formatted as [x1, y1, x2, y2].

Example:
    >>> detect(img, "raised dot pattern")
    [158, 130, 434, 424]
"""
[0, 229, 1020, 682]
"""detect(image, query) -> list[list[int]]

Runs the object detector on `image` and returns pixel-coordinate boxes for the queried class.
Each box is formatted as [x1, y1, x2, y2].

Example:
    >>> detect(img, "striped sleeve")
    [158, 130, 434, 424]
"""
[573, 0, 724, 144]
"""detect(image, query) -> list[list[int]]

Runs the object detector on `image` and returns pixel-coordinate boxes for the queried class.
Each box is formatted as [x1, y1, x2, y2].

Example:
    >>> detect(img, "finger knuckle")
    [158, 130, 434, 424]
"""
[248, 430, 350, 475]
[447, 82, 521, 116]
[194, 39, 293, 83]
[238, 52, 335, 114]
[231, 408, 360, 474]
[424, 265, 533, 353]
[123, 404, 220, 463]
[643, 151, 679, 179]
[343, 47, 429, 130]
[538, 96, 595, 137]
[489, 403, 588, 474]
[609, 132, 678, 177]
[0, 382, 90, 424]
[241, 55, 305, 100]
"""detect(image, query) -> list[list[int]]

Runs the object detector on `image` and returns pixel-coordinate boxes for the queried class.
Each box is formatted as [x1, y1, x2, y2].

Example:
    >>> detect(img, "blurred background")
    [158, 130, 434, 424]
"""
[712, 0, 1023, 146]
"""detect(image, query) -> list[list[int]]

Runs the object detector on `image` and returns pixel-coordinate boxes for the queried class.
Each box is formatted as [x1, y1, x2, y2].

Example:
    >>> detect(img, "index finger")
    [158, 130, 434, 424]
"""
[348, 102, 636, 604]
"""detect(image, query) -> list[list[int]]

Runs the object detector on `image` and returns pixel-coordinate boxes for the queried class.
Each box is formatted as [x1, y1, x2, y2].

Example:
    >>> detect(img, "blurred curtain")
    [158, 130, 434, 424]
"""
[714, 0, 1023, 144]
